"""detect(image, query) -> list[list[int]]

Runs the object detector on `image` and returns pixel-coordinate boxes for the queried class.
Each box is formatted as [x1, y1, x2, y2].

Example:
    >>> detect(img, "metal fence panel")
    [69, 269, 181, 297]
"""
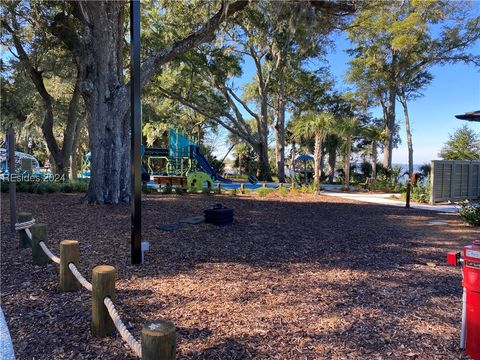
[430, 160, 480, 203]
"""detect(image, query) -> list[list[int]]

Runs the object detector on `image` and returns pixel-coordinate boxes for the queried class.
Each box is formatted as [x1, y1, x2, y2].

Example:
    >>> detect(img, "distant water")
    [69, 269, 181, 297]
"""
[392, 163, 423, 175]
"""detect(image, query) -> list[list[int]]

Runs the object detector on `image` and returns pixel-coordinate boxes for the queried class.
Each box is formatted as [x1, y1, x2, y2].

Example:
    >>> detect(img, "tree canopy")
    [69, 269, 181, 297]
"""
[439, 125, 480, 161]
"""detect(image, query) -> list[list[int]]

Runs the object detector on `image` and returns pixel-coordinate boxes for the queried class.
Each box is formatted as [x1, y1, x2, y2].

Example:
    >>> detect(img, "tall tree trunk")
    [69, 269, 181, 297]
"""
[238, 153, 242, 175]
[313, 134, 323, 194]
[74, 2, 130, 204]
[256, 140, 271, 181]
[383, 86, 396, 168]
[371, 140, 377, 179]
[49, 0, 248, 204]
[257, 86, 271, 181]
[69, 116, 84, 179]
[320, 150, 326, 181]
[291, 141, 296, 182]
[383, 53, 398, 168]
[327, 144, 336, 183]
[275, 66, 286, 183]
[400, 94, 414, 176]
[344, 135, 352, 190]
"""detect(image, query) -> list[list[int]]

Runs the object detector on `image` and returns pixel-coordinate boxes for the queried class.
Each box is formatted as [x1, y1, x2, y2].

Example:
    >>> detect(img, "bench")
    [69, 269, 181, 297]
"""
[362, 177, 375, 189]
[152, 176, 188, 188]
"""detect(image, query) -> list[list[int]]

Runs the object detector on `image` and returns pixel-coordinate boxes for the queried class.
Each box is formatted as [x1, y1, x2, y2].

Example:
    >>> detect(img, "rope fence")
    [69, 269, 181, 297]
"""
[39, 241, 60, 264]
[13, 216, 175, 359]
[68, 263, 92, 291]
[104, 297, 142, 358]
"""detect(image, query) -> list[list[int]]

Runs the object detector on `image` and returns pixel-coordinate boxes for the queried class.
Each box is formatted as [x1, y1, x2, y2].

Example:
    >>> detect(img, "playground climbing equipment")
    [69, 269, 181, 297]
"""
[144, 128, 231, 185]
[187, 171, 213, 191]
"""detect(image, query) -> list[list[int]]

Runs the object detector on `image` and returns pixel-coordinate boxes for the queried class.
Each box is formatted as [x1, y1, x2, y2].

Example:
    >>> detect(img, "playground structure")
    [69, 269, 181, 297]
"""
[79, 129, 231, 189]
[0, 148, 44, 179]
[143, 129, 232, 190]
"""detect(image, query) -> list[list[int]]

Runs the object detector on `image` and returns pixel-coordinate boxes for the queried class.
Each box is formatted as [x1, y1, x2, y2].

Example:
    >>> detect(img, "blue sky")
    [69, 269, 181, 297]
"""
[217, 23, 480, 166]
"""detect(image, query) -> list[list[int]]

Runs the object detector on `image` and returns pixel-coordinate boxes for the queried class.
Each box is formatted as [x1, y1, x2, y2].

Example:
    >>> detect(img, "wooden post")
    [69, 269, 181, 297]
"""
[240, 183, 245, 194]
[59, 240, 80, 292]
[262, 182, 267, 188]
[141, 320, 176, 360]
[31, 224, 49, 266]
[405, 182, 411, 209]
[216, 183, 221, 194]
[7, 127, 16, 235]
[18, 212, 32, 248]
[92, 265, 116, 337]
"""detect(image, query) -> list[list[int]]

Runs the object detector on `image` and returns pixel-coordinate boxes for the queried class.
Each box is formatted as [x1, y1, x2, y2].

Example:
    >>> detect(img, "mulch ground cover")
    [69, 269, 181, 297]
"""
[1, 192, 477, 360]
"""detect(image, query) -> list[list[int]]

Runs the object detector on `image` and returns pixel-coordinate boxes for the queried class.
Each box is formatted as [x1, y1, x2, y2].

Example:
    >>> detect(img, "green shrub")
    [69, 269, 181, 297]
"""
[1, 179, 88, 193]
[256, 187, 273, 197]
[300, 184, 316, 194]
[401, 183, 430, 203]
[278, 186, 290, 197]
[368, 179, 405, 193]
[162, 184, 173, 194]
[457, 201, 480, 226]
[174, 187, 186, 195]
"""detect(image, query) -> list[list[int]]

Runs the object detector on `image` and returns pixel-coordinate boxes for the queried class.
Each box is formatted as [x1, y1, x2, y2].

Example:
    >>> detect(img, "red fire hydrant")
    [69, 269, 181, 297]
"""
[448, 240, 480, 359]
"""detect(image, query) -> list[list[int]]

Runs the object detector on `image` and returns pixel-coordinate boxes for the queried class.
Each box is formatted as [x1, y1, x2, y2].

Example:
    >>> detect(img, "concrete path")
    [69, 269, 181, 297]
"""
[0, 307, 15, 360]
[323, 191, 457, 213]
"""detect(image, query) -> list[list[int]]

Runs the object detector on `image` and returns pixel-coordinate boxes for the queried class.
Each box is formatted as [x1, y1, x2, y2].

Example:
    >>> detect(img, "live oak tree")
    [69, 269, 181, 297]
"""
[250, 1, 346, 182]
[4, 0, 248, 203]
[2, 2, 84, 177]
[156, 1, 353, 181]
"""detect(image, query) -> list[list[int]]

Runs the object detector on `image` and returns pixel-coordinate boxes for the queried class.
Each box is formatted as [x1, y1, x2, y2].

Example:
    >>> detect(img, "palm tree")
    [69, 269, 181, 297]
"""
[292, 112, 335, 194]
[335, 117, 361, 190]
[361, 124, 386, 179]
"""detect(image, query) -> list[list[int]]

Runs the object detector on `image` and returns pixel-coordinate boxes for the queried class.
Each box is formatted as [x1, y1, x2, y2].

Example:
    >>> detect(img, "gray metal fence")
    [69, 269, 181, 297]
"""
[430, 160, 480, 203]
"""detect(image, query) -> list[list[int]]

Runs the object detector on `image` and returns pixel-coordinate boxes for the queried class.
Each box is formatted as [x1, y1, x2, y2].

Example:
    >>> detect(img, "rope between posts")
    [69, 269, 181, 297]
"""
[68, 263, 92, 292]
[39, 241, 60, 264]
[104, 297, 142, 358]
[15, 215, 147, 358]
[15, 219, 36, 231]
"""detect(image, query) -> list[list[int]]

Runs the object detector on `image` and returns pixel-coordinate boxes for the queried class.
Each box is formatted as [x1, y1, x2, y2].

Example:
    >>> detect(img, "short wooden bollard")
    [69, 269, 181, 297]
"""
[31, 224, 49, 266]
[18, 212, 32, 248]
[216, 183, 221, 194]
[262, 182, 267, 188]
[59, 240, 80, 292]
[92, 265, 116, 337]
[240, 183, 245, 194]
[141, 320, 176, 360]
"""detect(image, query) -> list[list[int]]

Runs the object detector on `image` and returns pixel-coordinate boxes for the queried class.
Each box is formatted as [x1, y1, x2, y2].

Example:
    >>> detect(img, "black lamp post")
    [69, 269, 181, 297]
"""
[130, 0, 142, 264]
